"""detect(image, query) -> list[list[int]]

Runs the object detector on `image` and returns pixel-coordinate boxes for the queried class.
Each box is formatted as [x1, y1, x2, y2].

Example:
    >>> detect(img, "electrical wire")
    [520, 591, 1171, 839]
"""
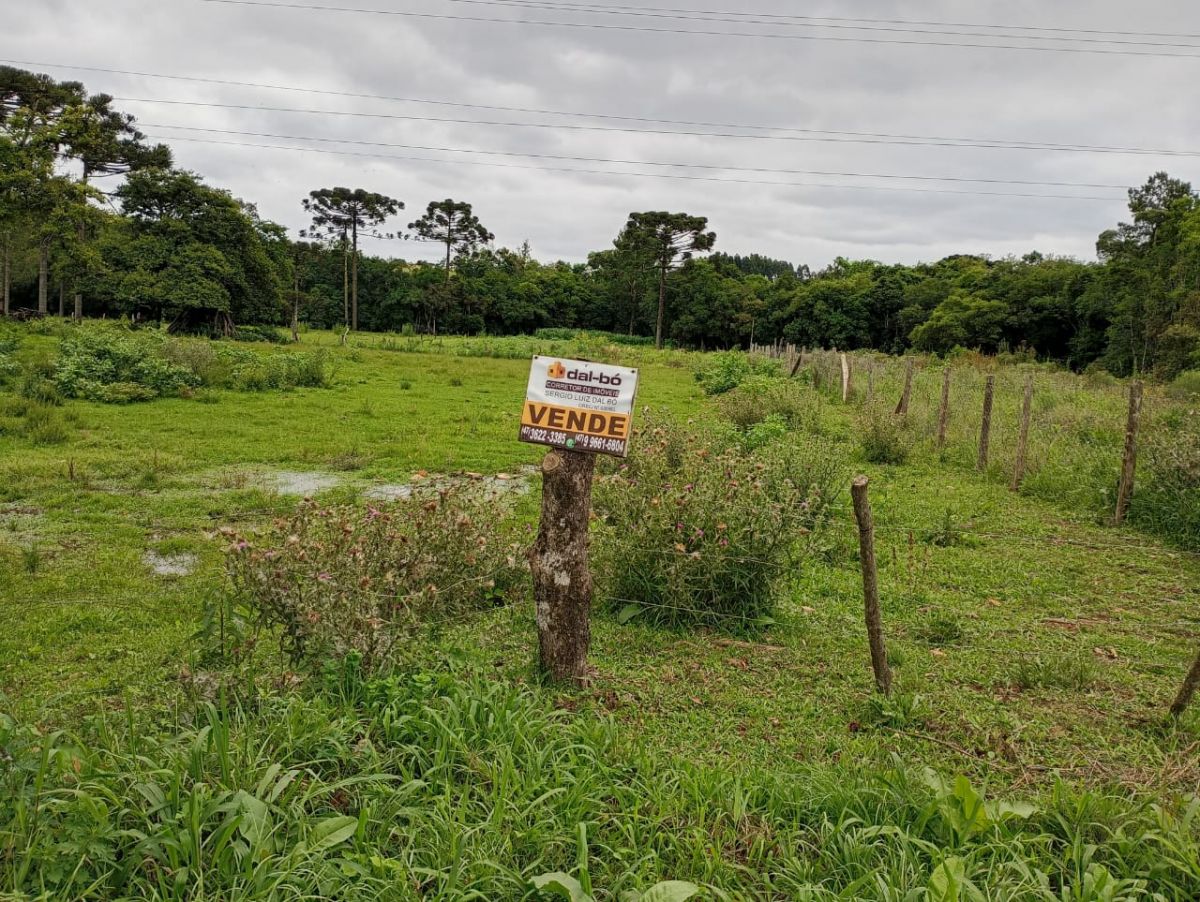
[118, 96, 1200, 160]
[142, 132, 1124, 201]
[138, 121, 1131, 191]
[7, 60, 1197, 159]
[194, 0, 1200, 59]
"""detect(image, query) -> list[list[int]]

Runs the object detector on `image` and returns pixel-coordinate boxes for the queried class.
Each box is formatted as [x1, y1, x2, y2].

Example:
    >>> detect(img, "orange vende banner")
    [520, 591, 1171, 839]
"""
[521, 401, 631, 439]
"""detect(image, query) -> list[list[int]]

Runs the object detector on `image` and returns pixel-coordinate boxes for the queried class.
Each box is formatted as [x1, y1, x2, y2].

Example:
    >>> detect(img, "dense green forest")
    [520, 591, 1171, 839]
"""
[3, 65, 1199, 377]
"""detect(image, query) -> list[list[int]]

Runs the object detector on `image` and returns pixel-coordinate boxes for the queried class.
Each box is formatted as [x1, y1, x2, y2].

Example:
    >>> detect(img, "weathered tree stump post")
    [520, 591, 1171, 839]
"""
[977, 375, 995, 472]
[840, 353, 852, 403]
[1112, 380, 1144, 527]
[851, 476, 892, 696]
[935, 367, 951, 450]
[529, 448, 597, 684]
[1011, 374, 1034, 491]
[894, 358, 914, 418]
[1170, 650, 1200, 718]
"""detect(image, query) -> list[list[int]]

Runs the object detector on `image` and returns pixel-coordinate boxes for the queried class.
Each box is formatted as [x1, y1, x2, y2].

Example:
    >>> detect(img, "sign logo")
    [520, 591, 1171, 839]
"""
[519, 355, 639, 458]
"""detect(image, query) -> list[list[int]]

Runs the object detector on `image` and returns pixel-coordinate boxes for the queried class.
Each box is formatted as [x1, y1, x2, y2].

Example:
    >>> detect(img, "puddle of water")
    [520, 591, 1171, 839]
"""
[364, 483, 413, 502]
[270, 471, 344, 496]
[144, 551, 198, 577]
[363, 471, 532, 503]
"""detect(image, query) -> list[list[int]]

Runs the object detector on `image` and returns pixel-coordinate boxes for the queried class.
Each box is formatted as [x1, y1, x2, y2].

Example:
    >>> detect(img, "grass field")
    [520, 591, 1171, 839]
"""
[3, 324, 1200, 899]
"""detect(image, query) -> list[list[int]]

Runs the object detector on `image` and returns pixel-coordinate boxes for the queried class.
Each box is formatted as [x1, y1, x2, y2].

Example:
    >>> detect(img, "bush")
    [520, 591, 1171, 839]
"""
[54, 328, 199, 400]
[233, 324, 289, 344]
[224, 485, 525, 670]
[858, 408, 911, 465]
[592, 417, 841, 628]
[1130, 416, 1200, 550]
[713, 376, 820, 436]
[694, 351, 781, 395]
[1167, 370, 1200, 400]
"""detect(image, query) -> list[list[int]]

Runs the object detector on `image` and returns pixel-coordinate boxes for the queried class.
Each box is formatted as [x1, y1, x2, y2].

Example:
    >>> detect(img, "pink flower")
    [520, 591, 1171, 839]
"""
[235, 540, 250, 551]
[316, 572, 332, 582]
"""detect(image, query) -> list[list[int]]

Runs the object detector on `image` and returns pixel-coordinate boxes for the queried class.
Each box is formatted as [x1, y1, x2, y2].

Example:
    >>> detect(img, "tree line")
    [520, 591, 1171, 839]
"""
[3, 65, 1199, 377]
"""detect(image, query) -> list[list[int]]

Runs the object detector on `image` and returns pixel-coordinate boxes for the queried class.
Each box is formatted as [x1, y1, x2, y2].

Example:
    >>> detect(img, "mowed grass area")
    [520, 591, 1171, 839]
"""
[3, 329, 1199, 795]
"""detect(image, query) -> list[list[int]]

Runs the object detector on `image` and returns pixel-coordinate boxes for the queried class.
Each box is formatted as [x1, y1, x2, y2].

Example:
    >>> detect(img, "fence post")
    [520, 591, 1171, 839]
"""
[851, 476, 892, 695]
[894, 358, 914, 417]
[840, 353, 852, 403]
[936, 367, 951, 449]
[1011, 374, 1034, 491]
[1170, 651, 1200, 718]
[977, 375, 995, 472]
[1112, 380, 1144, 527]
[528, 448, 597, 684]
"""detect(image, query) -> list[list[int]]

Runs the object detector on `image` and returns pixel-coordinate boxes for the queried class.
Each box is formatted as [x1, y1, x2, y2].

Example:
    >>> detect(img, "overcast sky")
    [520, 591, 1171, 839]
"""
[5, 0, 1198, 267]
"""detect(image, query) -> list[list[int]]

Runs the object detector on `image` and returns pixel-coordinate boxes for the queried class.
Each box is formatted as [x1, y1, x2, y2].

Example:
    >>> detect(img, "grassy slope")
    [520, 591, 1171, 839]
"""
[2, 333, 1199, 798]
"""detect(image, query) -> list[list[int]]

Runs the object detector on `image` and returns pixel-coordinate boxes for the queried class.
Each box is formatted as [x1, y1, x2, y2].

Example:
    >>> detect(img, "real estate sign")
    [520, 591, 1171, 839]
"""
[519, 355, 639, 457]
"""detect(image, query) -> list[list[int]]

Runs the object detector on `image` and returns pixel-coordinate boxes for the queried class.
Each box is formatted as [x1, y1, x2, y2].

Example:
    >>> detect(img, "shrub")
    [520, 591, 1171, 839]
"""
[694, 351, 781, 395]
[713, 376, 816, 431]
[233, 324, 289, 344]
[591, 417, 842, 628]
[19, 359, 62, 405]
[1130, 416, 1200, 550]
[1167, 370, 1200, 400]
[224, 485, 525, 670]
[54, 329, 199, 400]
[858, 407, 911, 465]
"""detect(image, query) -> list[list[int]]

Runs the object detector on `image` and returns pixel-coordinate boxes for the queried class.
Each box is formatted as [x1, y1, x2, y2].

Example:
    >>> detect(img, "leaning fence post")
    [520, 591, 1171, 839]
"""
[977, 375, 995, 472]
[851, 476, 892, 695]
[936, 367, 951, 450]
[1170, 650, 1200, 718]
[894, 358, 914, 418]
[1011, 375, 1034, 491]
[1112, 380, 1144, 527]
[840, 353, 852, 403]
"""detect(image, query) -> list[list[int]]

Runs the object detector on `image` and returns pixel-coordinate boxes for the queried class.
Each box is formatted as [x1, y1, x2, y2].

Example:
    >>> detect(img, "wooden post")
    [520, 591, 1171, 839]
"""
[789, 353, 804, 378]
[1011, 375, 1034, 491]
[935, 367, 951, 450]
[894, 358, 914, 417]
[1112, 380, 1143, 527]
[1170, 650, 1200, 718]
[851, 476, 891, 695]
[529, 448, 597, 684]
[840, 353, 852, 403]
[977, 375, 995, 472]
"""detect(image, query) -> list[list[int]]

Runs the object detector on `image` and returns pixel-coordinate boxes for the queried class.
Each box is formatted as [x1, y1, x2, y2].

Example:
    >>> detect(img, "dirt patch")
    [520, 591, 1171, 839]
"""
[144, 551, 198, 577]
[364, 469, 533, 503]
[270, 471, 344, 496]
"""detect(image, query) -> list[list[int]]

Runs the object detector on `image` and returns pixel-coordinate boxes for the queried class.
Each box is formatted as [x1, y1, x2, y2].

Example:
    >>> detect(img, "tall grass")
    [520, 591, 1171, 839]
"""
[4, 673, 1199, 900]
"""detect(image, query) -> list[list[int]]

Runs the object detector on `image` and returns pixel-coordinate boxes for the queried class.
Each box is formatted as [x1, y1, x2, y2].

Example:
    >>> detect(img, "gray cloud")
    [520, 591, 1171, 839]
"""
[6, 0, 1197, 267]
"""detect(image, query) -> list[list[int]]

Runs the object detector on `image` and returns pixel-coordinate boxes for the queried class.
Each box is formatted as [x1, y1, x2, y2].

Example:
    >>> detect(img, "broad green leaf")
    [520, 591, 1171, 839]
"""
[617, 603, 644, 625]
[637, 881, 701, 902]
[306, 815, 359, 855]
[530, 871, 594, 902]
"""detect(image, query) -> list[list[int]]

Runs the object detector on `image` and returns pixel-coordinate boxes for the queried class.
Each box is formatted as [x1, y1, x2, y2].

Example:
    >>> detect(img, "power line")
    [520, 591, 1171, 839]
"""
[142, 121, 1131, 191]
[440, 0, 1200, 50]
[194, 0, 1200, 59]
[142, 131, 1122, 201]
[446, 0, 1200, 42]
[9, 60, 1197, 159]
[117, 96, 1200, 159]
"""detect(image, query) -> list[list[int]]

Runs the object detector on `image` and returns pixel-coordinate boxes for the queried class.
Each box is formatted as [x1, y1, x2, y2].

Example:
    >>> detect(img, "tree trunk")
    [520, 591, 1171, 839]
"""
[58, 280, 65, 317]
[654, 264, 666, 350]
[351, 219, 358, 332]
[2, 237, 10, 316]
[291, 270, 300, 342]
[529, 449, 597, 685]
[38, 241, 49, 314]
[74, 215, 85, 321]
[342, 241, 349, 330]
[445, 239, 452, 284]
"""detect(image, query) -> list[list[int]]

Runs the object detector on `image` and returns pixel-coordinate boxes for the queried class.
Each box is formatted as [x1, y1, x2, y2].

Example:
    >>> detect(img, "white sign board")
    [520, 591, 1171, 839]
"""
[519, 355, 639, 457]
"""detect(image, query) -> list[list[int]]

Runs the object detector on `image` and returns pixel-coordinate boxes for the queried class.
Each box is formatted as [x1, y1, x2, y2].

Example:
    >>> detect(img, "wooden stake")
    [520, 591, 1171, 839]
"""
[1011, 375, 1034, 491]
[840, 353, 852, 403]
[936, 368, 951, 450]
[1112, 380, 1143, 527]
[977, 375, 995, 472]
[529, 448, 597, 684]
[894, 358, 914, 417]
[1170, 650, 1200, 718]
[851, 476, 891, 696]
